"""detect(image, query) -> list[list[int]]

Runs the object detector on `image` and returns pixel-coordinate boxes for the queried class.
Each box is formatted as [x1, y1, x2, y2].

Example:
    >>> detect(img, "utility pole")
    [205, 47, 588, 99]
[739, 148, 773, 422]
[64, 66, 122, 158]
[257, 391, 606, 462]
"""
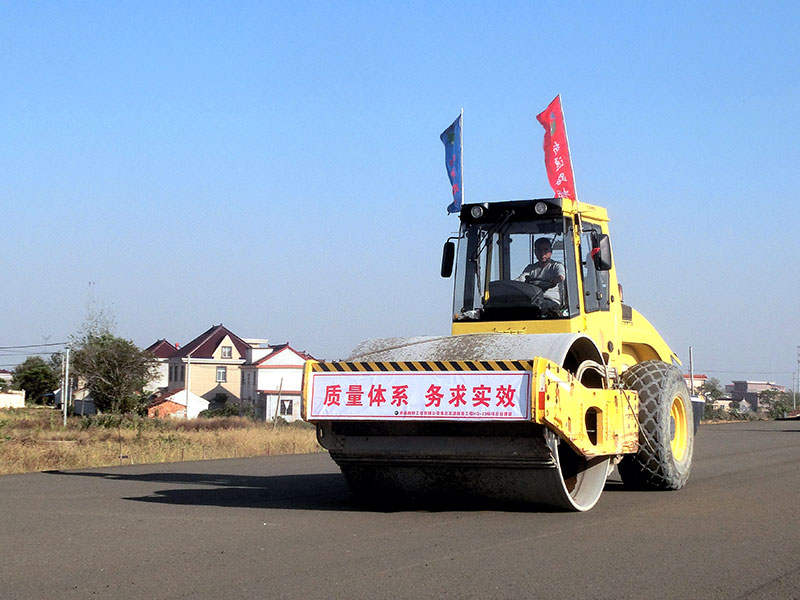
[272, 378, 284, 429]
[688, 346, 695, 395]
[795, 345, 799, 410]
[185, 353, 192, 419]
[61, 348, 70, 426]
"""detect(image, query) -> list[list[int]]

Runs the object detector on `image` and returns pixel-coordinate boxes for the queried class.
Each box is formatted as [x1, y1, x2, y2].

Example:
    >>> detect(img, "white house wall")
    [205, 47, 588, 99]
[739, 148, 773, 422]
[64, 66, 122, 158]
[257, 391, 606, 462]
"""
[256, 368, 302, 394]
[238, 346, 311, 422]
[146, 362, 170, 393]
[0, 391, 25, 408]
[164, 391, 209, 419]
[186, 395, 210, 419]
[263, 350, 306, 367]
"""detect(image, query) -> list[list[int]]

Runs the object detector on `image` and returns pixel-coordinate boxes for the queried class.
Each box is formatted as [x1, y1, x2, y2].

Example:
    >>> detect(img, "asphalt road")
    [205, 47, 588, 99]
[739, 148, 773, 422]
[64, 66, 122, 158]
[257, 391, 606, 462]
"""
[2, 420, 799, 600]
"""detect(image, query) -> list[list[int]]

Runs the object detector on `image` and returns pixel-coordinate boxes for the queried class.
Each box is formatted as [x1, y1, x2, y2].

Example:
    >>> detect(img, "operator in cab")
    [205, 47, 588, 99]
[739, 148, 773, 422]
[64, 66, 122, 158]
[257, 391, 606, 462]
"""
[515, 237, 565, 312]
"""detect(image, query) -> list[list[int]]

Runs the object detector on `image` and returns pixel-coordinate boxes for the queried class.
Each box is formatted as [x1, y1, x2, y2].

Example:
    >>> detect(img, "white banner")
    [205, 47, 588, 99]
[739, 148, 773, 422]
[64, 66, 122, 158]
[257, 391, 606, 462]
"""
[308, 370, 531, 421]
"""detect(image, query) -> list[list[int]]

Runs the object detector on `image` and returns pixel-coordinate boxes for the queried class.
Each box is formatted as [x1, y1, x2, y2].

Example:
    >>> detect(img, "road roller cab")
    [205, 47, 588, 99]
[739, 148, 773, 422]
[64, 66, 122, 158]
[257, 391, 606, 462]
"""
[302, 198, 695, 511]
[442, 198, 679, 372]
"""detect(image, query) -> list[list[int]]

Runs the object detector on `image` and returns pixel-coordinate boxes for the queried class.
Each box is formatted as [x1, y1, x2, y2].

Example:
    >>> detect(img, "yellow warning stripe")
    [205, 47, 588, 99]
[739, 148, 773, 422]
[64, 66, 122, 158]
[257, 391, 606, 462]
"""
[311, 360, 532, 373]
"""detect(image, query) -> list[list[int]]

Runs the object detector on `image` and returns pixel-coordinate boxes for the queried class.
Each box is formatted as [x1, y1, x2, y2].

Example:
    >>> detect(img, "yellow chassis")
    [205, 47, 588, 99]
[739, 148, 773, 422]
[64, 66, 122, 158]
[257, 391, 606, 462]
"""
[531, 357, 639, 457]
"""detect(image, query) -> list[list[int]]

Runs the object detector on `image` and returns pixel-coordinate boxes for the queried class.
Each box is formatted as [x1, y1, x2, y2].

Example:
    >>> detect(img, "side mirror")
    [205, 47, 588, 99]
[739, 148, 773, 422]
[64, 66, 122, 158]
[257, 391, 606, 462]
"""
[591, 233, 613, 271]
[441, 240, 455, 277]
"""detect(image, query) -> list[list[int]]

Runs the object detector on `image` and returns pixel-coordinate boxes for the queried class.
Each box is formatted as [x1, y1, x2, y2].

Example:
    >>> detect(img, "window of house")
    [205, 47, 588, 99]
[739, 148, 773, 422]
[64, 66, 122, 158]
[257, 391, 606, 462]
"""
[280, 398, 294, 416]
[221, 346, 232, 359]
[216, 366, 227, 383]
[180, 365, 185, 381]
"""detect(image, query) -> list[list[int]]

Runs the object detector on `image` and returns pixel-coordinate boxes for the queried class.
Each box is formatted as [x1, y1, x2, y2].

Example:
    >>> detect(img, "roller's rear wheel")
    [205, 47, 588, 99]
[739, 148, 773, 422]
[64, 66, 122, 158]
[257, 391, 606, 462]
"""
[618, 360, 693, 490]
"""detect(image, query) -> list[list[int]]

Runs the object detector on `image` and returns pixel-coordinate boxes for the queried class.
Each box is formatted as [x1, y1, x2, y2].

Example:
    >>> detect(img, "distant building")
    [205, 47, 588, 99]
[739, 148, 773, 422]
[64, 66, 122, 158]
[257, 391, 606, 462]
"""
[711, 398, 733, 411]
[147, 388, 209, 419]
[166, 324, 250, 408]
[0, 390, 25, 408]
[160, 324, 316, 419]
[52, 379, 95, 415]
[144, 339, 180, 393]
[725, 380, 786, 412]
[240, 342, 315, 422]
[683, 373, 708, 395]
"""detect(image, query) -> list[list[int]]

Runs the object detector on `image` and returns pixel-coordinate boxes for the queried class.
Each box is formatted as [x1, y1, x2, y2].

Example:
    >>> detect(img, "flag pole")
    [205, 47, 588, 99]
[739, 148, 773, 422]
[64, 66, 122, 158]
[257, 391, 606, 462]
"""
[558, 94, 579, 204]
[459, 108, 464, 207]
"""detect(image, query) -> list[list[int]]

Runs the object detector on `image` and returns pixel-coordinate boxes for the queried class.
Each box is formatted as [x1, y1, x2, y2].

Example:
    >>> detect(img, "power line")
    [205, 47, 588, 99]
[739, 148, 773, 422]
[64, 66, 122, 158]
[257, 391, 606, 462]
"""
[696, 368, 793, 376]
[0, 342, 66, 350]
[0, 351, 63, 358]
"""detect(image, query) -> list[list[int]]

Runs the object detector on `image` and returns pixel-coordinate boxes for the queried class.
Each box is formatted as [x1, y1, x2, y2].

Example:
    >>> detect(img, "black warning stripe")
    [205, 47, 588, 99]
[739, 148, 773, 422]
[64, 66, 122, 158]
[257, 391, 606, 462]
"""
[311, 360, 532, 373]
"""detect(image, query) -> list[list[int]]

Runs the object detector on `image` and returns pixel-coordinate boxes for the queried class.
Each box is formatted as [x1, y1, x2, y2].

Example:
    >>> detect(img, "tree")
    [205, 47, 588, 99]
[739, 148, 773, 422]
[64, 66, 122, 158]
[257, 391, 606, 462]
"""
[699, 377, 724, 419]
[758, 389, 793, 419]
[699, 377, 724, 401]
[71, 333, 159, 414]
[12, 356, 59, 404]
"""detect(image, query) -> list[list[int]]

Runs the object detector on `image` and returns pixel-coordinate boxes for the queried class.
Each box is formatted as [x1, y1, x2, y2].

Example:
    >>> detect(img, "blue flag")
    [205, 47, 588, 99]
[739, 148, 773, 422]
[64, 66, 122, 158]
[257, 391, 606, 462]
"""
[440, 113, 463, 214]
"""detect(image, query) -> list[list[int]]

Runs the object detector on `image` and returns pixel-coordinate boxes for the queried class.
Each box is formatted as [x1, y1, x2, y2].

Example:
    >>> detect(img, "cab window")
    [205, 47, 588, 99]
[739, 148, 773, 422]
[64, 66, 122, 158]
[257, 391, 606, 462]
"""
[580, 223, 610, 313]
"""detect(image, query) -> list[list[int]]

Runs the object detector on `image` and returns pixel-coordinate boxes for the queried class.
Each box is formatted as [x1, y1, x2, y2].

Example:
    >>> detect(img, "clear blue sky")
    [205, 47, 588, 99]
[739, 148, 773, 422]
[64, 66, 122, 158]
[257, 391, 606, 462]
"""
[2, 1, 798, 389]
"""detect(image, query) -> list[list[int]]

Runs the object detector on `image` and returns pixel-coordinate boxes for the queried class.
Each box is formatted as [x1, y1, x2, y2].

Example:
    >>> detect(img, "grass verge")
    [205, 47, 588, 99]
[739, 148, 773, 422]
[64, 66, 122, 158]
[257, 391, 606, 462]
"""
[0, 407, 322, 475]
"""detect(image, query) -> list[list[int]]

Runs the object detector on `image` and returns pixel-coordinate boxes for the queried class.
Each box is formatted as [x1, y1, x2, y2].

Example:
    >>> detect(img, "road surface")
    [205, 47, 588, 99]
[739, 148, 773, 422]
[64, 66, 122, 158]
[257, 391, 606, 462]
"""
[1, 420, 799, 599]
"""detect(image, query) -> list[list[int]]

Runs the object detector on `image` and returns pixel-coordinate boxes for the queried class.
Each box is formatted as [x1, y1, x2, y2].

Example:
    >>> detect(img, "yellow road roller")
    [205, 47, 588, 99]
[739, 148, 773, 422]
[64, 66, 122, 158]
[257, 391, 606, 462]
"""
[302, 197, 694, 511]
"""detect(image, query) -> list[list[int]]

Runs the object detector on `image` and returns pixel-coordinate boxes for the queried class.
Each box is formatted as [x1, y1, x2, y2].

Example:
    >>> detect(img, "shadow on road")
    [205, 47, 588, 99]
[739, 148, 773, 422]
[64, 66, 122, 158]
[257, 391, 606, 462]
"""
[735, 428, 800, 434]
[49, 469, 357, 511]
[46, 468, 590, 513]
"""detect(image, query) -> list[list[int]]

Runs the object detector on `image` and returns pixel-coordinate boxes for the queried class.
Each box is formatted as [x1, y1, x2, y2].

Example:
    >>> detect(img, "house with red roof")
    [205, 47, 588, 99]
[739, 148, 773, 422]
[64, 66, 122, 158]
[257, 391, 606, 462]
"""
[144, 339, 180, 393]
[165, 324, 250, 409]
[152, 324, 316, 419]
[683, 373, 708, 396]
[240, 342, 315, 422]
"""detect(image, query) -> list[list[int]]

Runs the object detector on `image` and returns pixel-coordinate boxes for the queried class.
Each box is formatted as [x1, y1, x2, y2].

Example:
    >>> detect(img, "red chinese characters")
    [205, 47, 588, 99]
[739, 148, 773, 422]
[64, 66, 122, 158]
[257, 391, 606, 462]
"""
[346, 384, 363, 406]
[472, 385, 491, 407]
[368, 384, 387, 406]
[495, 384, 516, 408]
[324, 385, 341, 406]
[425, 384, 443, 407]
[391, 385, 409, 407]
[313, 374, 529, 420]
[449, 384, 467, 407]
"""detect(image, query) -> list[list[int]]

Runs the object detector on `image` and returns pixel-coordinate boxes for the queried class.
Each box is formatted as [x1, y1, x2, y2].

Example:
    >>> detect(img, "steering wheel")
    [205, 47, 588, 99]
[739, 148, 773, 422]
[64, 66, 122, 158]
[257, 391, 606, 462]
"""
[485, 280, 545, 309]
[525, 277, 552, 289]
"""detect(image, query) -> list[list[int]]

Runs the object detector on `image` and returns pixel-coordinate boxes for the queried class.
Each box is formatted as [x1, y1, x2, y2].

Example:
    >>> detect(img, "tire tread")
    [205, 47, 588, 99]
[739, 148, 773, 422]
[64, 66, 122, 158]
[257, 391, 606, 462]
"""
[618, 360, 693, 490]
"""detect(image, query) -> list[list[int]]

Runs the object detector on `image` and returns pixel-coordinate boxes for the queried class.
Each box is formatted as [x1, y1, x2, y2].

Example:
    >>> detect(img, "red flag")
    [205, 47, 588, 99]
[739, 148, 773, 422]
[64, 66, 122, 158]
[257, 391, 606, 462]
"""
[536, 95, 577, 200]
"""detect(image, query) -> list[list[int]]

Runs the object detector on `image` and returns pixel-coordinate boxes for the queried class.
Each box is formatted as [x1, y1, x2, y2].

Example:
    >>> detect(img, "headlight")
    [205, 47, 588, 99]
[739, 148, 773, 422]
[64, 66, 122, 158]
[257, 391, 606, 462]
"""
[470, 205, 484, 219]
[534, 201, 548, 215]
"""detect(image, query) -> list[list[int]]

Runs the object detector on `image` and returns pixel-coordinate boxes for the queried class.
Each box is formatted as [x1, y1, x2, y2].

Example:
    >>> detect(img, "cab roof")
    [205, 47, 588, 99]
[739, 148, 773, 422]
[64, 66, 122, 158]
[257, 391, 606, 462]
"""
[459, 198, 609, 224]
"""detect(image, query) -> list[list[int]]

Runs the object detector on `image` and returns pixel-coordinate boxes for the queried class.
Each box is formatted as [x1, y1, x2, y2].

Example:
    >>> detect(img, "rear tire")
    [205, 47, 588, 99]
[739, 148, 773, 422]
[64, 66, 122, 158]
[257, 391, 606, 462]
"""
[618, 360, 693, 490]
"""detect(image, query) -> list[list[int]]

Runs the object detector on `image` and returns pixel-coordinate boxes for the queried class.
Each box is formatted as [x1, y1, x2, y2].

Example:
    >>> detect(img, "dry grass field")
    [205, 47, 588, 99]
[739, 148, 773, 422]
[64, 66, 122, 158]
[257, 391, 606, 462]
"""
[0, 407, 323, 475]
